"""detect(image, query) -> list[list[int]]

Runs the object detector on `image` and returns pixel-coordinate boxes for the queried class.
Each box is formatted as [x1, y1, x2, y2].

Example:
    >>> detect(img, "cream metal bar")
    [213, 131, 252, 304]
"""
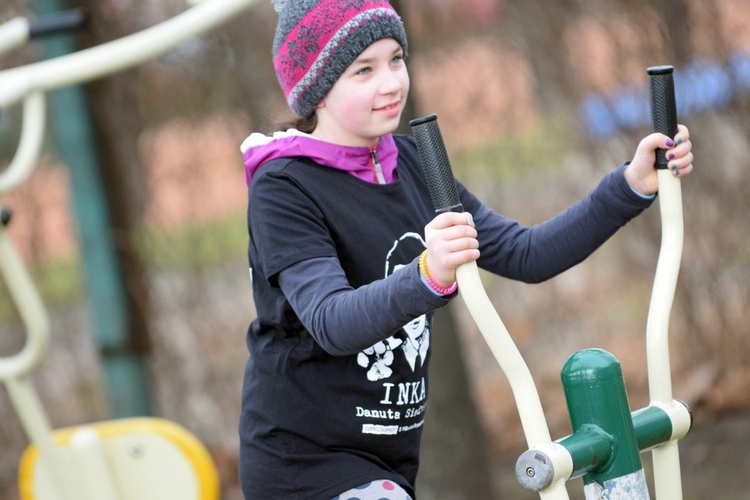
[410, 114, 572, 499]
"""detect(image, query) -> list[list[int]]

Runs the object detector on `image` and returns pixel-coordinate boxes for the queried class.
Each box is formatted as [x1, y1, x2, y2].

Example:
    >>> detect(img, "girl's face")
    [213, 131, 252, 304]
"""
[313, 38, 409, 147]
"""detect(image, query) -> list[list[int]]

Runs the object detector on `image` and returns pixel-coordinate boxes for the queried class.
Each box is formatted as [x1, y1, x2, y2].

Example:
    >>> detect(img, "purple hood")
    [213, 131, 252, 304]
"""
[241, 130, 399, 186]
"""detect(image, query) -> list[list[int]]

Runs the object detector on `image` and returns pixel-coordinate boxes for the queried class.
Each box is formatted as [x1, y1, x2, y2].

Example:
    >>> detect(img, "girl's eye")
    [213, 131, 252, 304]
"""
[356, 66, 371, 75]
[391, 55, 403, 65]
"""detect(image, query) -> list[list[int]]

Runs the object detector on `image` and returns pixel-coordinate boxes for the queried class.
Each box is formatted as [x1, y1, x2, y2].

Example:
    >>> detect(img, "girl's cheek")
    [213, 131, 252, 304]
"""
[340, 95, 369, 120]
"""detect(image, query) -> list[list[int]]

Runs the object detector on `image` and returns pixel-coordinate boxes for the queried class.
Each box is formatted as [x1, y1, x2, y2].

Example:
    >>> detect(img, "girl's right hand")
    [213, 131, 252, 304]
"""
[424, 212, 480, 286]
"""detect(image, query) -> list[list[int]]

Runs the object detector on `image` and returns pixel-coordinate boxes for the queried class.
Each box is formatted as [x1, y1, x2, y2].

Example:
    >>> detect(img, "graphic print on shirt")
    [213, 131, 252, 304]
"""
[355, 232, 430, 436]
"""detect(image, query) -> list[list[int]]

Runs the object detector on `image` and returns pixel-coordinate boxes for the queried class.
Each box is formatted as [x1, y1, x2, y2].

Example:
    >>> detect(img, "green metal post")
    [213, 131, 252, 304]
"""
[31, 0, 153, 417]
[560, 348, 649, 498]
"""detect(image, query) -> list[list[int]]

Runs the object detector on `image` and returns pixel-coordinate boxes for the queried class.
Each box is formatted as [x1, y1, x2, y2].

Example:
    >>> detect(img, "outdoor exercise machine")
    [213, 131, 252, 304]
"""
[1, 1, 692, 496]
[0, 1, 260, 498]
[410, 65, 692, 499]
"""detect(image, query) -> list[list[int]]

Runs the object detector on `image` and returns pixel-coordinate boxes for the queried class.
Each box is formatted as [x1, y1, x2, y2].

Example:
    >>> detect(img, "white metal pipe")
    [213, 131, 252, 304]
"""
[5, 377, 81, 500]
[646, 169, 684, 498]
[0, 0, 260, 109]
[653, 441, 683, 499]
[0, 218, 50, 380]
[0, 17, 29, 58]
[456, 261, 570, 500]
[456, 262, 550, 446]
[70, 427, 120, 500]
[0, 92, 46, 193]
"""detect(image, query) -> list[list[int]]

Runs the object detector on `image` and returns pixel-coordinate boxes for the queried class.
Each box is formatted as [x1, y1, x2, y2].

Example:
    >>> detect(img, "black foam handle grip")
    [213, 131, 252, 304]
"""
[409, 114, 464, 214]
[647, 65, 679, 170]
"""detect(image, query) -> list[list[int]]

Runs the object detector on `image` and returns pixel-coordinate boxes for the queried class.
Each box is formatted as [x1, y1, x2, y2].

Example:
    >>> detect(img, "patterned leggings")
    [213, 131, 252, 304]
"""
[332, 479, 413, 500]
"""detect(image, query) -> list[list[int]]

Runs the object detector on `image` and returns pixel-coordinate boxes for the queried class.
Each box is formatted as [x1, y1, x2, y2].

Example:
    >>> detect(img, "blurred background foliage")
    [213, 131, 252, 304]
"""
[1, 0, 749, 498]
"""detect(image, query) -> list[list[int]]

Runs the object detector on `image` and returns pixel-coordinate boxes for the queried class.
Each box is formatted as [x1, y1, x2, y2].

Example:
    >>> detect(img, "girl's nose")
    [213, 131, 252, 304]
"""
[379, 70, 403, 94]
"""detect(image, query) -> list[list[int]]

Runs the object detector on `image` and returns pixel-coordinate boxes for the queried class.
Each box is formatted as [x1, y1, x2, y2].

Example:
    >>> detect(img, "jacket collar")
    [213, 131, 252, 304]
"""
[241, 130, 398, 185]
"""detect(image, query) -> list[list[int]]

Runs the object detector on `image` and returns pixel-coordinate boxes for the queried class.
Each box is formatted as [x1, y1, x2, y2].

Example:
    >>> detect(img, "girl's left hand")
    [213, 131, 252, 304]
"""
[624, 124, 694, 196]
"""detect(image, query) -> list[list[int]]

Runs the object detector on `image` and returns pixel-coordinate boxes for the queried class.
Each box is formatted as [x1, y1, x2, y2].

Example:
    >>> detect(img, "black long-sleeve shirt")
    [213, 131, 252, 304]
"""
[277, 154, 651, 357]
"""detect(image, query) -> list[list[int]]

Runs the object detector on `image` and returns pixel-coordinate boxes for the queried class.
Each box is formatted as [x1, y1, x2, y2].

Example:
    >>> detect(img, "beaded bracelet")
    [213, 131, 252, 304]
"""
[418, 250, 458, 296]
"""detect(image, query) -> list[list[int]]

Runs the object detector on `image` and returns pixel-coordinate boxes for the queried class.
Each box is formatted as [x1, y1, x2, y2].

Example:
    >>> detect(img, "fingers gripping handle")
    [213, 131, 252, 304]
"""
[409, 114, 464, 214]
[647, 65, 678, 169]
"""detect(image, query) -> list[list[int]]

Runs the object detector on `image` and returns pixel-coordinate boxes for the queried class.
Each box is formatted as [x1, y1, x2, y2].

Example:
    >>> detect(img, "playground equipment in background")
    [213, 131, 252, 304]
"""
[0, 1, 260, 498]
[410, 65, 692, 499]
[1, 204, 219, 499]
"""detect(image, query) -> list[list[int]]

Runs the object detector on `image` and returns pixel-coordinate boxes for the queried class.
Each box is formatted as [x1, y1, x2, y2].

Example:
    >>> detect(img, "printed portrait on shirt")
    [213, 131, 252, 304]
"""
[356, 232, 430, 381]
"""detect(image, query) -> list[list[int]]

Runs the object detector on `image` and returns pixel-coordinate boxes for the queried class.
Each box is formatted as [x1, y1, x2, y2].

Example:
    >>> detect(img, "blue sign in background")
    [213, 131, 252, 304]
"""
[582, 53, 750, 136]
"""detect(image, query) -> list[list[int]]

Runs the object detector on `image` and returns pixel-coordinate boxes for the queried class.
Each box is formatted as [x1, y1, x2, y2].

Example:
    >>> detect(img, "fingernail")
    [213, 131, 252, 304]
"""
[668, 153, 675, 160]
[666, 139, 675, 148]
[676, 137, 683, 145]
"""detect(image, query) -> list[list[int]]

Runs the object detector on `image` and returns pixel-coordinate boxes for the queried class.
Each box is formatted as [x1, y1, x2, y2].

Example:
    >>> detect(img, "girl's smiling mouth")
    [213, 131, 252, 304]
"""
[376, 101, 401, 115]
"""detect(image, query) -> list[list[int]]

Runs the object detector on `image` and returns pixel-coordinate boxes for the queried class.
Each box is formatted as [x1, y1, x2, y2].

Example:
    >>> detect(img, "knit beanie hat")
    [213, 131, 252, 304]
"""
[272, 0, 408, 119]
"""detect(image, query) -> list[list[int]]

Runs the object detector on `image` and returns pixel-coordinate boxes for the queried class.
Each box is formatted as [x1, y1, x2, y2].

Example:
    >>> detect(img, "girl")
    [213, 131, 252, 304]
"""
[238, 1, 695, 498]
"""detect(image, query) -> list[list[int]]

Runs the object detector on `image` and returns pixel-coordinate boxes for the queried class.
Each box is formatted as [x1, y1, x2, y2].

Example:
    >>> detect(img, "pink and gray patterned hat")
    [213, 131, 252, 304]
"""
[272, 0, 408, 118]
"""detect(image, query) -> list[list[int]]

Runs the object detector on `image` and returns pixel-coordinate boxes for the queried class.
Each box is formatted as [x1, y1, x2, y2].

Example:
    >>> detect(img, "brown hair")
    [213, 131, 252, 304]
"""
[274, 113, 317, 134]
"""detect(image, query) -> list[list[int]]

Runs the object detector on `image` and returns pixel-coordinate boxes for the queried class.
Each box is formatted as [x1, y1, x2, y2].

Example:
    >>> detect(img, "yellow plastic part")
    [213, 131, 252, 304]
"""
[18, 417, 220, 500]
